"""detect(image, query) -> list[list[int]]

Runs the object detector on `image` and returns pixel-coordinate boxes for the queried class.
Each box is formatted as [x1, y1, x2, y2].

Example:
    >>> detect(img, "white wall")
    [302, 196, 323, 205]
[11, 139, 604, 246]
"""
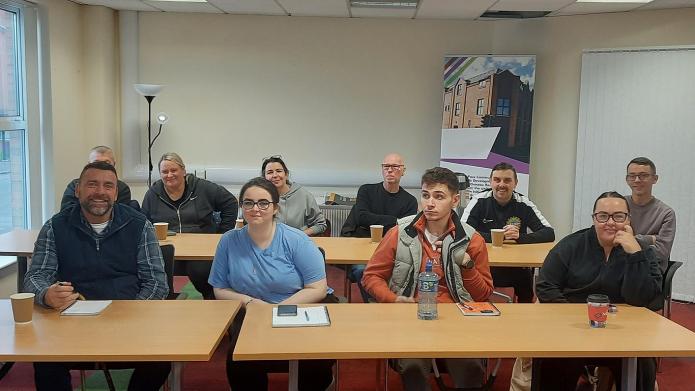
[119, 8, 695, 240]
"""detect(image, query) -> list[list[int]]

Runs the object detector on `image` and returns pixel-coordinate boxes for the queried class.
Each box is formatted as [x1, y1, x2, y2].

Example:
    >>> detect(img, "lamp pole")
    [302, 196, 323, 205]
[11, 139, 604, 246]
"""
[145, 95, 155, 187]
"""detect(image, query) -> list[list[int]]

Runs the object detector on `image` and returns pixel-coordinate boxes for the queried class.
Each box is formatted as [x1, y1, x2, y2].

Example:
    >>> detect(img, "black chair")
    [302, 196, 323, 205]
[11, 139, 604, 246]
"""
[660, 260, 683, 319]
[0, 362, 14, 381]
[161, 244, 188, 301]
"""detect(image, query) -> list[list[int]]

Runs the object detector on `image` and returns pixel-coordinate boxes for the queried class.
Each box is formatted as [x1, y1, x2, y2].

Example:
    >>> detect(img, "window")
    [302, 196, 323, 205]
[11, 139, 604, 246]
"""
[454, 102, 461, 116]
[456, 84, 462, 96]
[0, 3, 29, 234]
[479, 80, 486, 88]
[496, 98, 511, 117]
[476, 99, 485, 116]
[444, 104, 450, 112]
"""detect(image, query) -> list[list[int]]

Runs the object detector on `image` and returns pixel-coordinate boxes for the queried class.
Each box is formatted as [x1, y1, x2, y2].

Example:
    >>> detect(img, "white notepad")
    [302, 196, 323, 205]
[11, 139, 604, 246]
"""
[61, 300, 112, 316]
[271, 306, 331, 328]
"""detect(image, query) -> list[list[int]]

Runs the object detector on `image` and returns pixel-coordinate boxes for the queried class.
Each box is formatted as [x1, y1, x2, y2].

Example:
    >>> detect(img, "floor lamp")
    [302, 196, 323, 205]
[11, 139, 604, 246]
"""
[134, 83, 164, 187]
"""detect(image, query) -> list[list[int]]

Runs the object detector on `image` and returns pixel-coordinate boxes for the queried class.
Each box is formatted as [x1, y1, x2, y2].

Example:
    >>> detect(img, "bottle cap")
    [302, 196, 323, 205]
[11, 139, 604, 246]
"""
[425, 259, 433, 272]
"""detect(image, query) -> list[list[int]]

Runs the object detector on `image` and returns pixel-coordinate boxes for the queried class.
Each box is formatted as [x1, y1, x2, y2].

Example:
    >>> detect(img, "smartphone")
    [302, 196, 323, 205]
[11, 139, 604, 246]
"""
[277, 305, 298, 317]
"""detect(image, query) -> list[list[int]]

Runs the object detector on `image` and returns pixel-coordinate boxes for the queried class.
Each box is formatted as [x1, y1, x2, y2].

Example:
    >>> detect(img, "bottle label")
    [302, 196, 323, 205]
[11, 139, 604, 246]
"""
[418, 280, 437, 293]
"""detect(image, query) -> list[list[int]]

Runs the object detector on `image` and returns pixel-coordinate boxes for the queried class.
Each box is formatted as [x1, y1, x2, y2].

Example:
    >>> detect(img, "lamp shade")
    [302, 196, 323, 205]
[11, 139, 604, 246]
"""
[134, 84, 164, 97]
[156, 112, 169, 125]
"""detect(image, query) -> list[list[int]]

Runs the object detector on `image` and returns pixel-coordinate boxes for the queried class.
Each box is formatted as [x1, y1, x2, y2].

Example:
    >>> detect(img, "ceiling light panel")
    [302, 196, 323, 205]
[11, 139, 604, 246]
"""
[489, 0, 576, 12]
[208, 0, 287, 15]
[71, 0, 162, 11]
[637, 0, 695, 10]
[552, 1, 645, 15]
[278, 0, 349, 17]
[416, 0, 496, 19]
[143, 0, 223, 12]
[351, 6, 416, 17]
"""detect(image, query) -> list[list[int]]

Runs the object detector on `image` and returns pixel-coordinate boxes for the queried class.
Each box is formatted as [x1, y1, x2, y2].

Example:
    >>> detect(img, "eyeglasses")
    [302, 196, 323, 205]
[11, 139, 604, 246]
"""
[381, 164, 404, 171]
[241, 199, 275, 210]
[592, 212, 629, 223]
[626, 173, 652, 182]
[262, 155, 283, 163]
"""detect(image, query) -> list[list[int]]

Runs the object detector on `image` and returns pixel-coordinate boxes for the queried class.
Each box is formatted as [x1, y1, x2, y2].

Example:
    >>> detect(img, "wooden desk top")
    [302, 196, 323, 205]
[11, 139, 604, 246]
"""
[233, 303, 695, 361]
[0, 299, 240, 362]
[2, 229, 550, 268]
[0, 229, 39, 257]
[485, 242, 555, 268]
[161, 233, 379, 265]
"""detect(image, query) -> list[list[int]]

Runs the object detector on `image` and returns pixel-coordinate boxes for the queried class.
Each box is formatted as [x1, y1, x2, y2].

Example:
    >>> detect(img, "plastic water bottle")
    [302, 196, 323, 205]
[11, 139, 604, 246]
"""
[417, 259, 439, 320]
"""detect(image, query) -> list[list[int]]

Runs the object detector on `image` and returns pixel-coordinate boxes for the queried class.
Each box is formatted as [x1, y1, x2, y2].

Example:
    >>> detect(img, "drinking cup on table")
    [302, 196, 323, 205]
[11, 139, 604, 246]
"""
[587, 294, 610, 328]
[235, 219, 244, 229]
[491, 229, 505, 247]
[154, 222, 169, 241]
[370, 225, 384, 243]
[10, 292, 35, 323]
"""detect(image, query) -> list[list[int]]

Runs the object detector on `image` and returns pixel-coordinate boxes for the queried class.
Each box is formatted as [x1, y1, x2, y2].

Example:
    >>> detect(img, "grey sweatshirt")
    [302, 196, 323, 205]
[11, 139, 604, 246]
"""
[626, 196, 676, 271]
[277, 183, 327, 235]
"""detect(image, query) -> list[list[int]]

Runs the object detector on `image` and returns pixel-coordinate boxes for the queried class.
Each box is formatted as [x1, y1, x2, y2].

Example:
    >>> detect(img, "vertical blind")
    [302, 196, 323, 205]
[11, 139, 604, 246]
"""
[574, 47, 695, 301]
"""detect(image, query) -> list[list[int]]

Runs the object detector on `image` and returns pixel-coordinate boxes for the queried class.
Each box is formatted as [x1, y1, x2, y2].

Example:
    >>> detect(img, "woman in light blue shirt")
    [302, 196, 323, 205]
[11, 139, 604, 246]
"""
[209, 177, 332, 390]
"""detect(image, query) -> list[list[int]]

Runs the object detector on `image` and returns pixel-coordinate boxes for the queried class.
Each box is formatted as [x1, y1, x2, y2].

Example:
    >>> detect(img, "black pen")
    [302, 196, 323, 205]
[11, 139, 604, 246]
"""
[304, 310, 310, 321]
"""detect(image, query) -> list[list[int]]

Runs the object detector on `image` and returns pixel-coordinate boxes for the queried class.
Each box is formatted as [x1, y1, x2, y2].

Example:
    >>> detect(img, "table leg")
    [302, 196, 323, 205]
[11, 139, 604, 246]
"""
[17, 256, 28, 293]
[621, 357, 637, 391]
[288, 360, 298, 391]
[169, 362, 183, 391]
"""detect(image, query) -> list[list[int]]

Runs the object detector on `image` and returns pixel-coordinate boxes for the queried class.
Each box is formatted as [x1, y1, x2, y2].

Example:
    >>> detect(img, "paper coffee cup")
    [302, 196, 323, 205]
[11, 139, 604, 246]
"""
[10, 292, 35, 323]
[587, 294, 610, 328]
[491, 229, 505, 247]
[154, 222, 169, 241]
[235, 219, 244, 229]
[370, 225, 384, 243]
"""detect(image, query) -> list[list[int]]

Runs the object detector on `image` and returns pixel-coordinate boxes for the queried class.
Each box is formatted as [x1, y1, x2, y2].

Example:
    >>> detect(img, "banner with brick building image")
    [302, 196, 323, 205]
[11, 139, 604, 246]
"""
[440, 55, 536, 197]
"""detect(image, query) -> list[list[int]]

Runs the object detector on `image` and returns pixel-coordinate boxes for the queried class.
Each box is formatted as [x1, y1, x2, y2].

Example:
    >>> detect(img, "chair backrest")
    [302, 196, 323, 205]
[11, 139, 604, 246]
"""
[160, 244, 175, 296]
[663, 260, 683, 301]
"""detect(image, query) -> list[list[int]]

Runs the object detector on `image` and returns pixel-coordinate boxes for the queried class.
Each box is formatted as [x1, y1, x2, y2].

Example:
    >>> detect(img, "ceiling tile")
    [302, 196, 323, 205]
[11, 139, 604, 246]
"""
[207, 0, 287, 15]
[72, 0, 161, 11]
[143, 1, 223, 13]
[416, 0, 496, 19]
[351, 6, 416, 18]
[551, 2, 644, 15]
[278, 0, 349, 17]
[636, 0, 695, 10]
[490, 0, 576, 12]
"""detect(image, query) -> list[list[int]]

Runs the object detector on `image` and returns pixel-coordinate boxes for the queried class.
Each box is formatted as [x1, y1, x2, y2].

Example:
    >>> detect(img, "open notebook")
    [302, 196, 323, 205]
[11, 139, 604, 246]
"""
[61, 300, 112, 316]
[272, 306, 331, 328]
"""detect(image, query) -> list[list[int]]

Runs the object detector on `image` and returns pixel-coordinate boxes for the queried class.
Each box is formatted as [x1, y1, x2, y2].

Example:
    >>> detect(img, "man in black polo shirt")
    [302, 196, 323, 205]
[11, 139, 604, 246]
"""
[461, 162, 554, 302]
[341, 153, 418, 302]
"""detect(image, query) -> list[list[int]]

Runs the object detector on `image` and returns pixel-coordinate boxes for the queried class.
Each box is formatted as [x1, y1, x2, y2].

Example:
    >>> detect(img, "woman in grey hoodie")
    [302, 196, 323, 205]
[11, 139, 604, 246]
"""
[262, 156, 327, 236]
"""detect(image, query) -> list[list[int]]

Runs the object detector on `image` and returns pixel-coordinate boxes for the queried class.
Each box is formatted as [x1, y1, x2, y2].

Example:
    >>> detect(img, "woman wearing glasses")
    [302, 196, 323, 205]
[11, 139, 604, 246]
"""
[534, 191, 662, 390]
[261, 155, 327, 236]
[142, 152, 238, 299]
[208, 177, 333, 390]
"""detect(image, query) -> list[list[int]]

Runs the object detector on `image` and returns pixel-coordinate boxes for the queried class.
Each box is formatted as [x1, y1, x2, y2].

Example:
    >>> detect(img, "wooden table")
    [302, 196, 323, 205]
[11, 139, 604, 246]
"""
[234, 303, 695, 391]
[0, 229, 38, 292]
[0, 299, 239, 391]
[485, 242, 554, 268]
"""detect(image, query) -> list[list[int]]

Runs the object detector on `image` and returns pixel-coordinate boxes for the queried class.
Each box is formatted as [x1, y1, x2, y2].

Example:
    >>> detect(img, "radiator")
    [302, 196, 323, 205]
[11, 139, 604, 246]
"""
[319, 205, 353, 237]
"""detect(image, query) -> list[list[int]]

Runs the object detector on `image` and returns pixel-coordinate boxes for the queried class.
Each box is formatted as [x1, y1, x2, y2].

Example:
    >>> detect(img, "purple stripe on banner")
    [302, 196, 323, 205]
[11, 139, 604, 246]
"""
[441, 152, 530, 174]
[444, 57, 467, 80]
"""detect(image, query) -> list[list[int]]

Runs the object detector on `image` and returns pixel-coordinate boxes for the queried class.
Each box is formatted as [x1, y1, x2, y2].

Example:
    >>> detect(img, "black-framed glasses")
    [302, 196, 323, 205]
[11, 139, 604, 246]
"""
[592, 212, 629, 223]
[626, 173, 652, 182]
[381, 164, 404, 171]
[262, 155, 283, 163]
[241, 199, 275, 210]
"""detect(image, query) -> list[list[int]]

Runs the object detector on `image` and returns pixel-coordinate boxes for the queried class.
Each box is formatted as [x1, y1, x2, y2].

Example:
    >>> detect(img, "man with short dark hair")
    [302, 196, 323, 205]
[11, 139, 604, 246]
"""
[625, 157, 676, 271]
[341, 153, 418, 301]
[25, 161, 170, 391]
[363, 167, 493, 390]
[461, 162, 554, 303]
[60, 145, 132, 210]
[535, 191, 661, 390]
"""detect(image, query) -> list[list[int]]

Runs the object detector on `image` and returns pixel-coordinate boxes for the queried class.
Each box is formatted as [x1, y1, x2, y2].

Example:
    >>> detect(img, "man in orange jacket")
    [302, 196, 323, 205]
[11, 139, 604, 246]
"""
[362, 167, 494, 391]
